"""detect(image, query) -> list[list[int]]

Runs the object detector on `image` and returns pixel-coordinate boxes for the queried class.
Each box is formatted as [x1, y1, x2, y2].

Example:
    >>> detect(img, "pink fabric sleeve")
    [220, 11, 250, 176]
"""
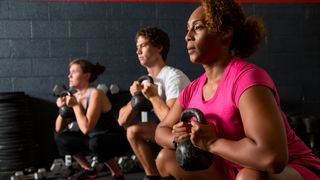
[233, 66, 278, 107]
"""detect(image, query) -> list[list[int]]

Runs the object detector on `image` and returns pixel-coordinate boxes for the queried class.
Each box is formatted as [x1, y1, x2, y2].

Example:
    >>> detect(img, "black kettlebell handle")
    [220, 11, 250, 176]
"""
[59, 90, 72, 97]
[53, 84, 76, 97]
[180, 108, 207, 124]
[132, 75, 154, 96]
[61, 87, 76, 97]
[137, 75, 154, 84]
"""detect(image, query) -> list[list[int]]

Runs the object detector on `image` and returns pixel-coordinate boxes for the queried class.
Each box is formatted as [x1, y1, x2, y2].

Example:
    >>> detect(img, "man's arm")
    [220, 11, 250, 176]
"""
[149, 96, 175, 121]
[118, 101, 138, 128]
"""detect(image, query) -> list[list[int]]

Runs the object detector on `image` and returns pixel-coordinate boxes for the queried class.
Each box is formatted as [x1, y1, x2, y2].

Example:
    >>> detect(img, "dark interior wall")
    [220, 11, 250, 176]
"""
[0, 0, 319, 168]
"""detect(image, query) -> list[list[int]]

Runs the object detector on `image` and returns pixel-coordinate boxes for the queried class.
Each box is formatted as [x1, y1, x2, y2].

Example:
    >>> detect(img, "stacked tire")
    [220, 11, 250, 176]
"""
[0, 92, 34, 176]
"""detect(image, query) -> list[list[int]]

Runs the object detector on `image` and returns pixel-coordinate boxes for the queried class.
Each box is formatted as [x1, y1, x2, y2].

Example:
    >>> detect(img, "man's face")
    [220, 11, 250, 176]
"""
[136, 36, 161, 67]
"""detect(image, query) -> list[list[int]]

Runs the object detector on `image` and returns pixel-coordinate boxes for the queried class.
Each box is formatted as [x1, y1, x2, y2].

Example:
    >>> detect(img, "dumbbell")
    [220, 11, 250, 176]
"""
[117, 155, 141, 173]
[176, 108, 213, 171]
[52, 84, 76, 118]
[131, 75, 154, 111]
[97, 83, 120, 95]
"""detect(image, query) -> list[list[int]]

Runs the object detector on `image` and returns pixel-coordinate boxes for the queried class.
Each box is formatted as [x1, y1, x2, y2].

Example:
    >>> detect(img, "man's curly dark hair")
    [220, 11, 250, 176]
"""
[135, 27, 170, 61]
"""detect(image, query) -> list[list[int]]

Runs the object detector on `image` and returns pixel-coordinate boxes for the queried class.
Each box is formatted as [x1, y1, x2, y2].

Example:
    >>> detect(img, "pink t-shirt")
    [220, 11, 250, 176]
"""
[179, 57, 320, 177]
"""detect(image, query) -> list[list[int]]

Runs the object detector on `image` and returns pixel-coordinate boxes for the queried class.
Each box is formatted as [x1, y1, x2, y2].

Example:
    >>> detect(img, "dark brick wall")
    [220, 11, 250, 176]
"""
[0, 0, 319, 169]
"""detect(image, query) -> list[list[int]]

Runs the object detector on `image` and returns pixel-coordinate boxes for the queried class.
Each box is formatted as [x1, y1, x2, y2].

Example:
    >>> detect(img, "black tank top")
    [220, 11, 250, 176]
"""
[85, 88, 123, 137]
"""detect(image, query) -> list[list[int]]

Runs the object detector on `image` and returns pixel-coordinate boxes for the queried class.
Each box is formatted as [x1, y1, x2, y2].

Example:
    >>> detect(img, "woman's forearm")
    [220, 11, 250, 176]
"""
[210, 137, 288, 173]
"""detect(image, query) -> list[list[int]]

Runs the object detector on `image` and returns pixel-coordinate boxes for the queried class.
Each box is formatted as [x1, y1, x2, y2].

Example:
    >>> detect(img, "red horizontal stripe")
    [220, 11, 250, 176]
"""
[40, 0, 320, 3]
[42, 0, 200, 2]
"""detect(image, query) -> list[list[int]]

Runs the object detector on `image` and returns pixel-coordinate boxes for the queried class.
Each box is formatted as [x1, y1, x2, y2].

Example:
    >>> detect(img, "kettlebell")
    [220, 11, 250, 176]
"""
[52, 84, 75, 119]
[131, 75, 154, 112]
[59, 105, 74, 118]
[176, 108, 213, 171]
[58, 91, 75, 118]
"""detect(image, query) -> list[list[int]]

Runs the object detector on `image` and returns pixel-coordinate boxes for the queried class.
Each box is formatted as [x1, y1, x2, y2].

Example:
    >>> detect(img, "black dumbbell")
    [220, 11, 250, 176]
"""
[52, 84, 76, 118]
[131, 75, 154, 112]
[176, 108, 213, 171]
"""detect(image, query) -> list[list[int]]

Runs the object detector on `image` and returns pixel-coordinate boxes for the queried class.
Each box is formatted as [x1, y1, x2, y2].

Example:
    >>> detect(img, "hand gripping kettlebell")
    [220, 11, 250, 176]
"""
[131, 75, 154, 112]
[176, 108, 214, 171]
[52, 84, 75, 118]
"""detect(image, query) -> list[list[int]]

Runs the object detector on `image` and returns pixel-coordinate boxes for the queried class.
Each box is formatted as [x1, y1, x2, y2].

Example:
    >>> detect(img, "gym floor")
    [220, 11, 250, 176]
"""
[50, 171, 145, 180]
[95, 171, 144, 180]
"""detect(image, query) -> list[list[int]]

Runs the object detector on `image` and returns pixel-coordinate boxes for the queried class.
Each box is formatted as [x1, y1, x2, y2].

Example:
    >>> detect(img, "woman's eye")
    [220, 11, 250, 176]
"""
[193, 25, 204, 31]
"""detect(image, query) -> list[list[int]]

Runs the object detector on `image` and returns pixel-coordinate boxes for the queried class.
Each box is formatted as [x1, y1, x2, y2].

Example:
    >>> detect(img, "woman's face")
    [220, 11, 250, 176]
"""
[68, 63, 89, 88]
[185, 6, 223, 65]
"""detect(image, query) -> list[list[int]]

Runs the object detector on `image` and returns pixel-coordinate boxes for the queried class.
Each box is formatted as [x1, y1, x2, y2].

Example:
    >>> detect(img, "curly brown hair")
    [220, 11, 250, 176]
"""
[69, 58, 105, 83]
[135, 27, 170, 62]
[201, 0, 266, 58]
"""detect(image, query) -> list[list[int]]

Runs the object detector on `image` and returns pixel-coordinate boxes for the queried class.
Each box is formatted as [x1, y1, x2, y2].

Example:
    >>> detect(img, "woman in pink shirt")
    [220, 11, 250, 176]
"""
[155, 0, 320, 179]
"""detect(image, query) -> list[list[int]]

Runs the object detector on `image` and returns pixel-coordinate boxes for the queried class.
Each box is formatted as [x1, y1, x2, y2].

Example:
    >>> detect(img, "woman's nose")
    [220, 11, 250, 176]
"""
[185, 30, 192, 42]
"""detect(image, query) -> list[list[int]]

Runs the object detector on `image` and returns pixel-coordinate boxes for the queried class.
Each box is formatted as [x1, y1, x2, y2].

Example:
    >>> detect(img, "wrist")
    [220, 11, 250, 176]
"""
[72, 103, 81, 112]
[207, 138, 219, 154]
[172, 137, 178, 149]
[148, 95, 158, 102]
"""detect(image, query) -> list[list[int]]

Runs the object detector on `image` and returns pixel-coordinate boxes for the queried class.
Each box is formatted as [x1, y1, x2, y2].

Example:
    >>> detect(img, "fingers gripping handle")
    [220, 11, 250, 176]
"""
[176, 108, 213, 171]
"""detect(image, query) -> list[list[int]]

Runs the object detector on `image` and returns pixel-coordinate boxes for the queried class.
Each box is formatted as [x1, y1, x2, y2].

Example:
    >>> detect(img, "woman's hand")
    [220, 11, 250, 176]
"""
[56, 96, 66, 107]
[65, 95, 78, 107]
[172, 121, 190, 144]
[190, 121, 218, 152]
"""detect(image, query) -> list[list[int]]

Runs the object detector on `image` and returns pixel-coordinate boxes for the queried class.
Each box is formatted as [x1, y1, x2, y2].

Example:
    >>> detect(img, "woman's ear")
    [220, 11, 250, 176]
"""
[84, 72, 91, 81]
[220, 27, 234, 48]
[221, 27, 233, 40]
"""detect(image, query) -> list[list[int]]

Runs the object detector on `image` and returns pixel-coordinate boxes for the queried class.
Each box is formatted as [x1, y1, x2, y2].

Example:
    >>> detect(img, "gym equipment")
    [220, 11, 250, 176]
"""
[287, 113, 320, 157]
[97, 83, 108, 94]
[109, 84, 120, 94]
[176, 108, 213, 171]
[10, 168, 47, 180]
[91, 156, 104, 172]
[67, 121, 80, 131]
[0, 92, 34, 174]
[10, 155, 104, 179]
[52, 84, 76, 118]
[117, 154, 142, 173]
[59, 105, 74, 118]
[131, 75, 154, 111]
[10, 171, 23, 180]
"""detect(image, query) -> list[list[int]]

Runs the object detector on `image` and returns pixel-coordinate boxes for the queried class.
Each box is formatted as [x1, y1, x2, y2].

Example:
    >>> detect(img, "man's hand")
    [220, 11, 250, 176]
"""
[142, 82, 158, 99]
[130, 81, 143, 96]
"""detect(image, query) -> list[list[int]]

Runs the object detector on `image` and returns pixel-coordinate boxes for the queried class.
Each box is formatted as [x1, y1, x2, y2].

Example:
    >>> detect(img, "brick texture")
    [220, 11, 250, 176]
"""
[0, 0, 319, 169]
